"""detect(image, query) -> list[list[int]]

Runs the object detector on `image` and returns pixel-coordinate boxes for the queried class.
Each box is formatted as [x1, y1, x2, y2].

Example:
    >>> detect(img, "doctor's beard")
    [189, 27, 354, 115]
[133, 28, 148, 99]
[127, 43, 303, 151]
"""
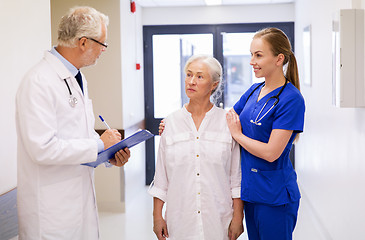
[81, 48, 99, 68]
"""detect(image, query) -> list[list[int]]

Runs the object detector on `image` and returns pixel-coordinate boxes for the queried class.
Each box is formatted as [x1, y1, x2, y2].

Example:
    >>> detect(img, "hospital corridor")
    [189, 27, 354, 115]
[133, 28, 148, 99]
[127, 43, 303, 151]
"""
[1, 0, 365, 239]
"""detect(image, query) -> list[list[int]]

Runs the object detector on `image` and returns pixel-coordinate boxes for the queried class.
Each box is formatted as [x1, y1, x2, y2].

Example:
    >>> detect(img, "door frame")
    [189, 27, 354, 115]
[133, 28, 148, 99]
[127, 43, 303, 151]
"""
[143, 22, 294, 185]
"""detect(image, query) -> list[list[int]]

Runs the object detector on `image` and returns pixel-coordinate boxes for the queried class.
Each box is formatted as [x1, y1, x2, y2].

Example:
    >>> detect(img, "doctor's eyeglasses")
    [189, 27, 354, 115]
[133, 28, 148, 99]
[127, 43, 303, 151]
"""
[79, 36, 108, 48]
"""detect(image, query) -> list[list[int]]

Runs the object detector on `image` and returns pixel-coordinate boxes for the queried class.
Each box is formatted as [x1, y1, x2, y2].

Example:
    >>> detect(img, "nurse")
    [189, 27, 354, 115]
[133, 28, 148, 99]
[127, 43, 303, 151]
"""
[226, 27, 305, 240]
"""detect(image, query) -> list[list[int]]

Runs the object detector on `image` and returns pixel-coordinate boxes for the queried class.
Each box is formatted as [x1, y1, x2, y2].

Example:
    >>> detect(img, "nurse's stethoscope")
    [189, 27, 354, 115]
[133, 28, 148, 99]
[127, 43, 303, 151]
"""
[63, 78, 78, 107]
[246, 80, 288, 126]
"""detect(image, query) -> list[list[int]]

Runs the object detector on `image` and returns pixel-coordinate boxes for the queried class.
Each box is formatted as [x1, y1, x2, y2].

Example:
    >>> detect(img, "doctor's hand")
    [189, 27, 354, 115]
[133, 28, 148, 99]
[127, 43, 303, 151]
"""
[100, 129, 121, 150]
[110, 148, 131, 167]
[226, 108, 242, 140]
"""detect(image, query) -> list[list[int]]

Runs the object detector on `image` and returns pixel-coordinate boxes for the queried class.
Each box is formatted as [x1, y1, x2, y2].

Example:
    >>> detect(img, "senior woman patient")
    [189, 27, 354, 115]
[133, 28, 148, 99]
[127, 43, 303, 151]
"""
[148, 55, 244, 240]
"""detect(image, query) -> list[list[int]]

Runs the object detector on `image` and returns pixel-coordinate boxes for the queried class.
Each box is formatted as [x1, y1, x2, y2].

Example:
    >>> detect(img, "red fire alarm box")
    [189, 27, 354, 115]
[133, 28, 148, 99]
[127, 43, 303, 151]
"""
[131, 1, 136, 13]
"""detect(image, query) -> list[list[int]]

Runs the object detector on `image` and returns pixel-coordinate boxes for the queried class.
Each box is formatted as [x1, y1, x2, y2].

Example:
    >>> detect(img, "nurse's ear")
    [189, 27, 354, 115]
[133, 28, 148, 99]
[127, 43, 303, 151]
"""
[276, 53, 285, 66]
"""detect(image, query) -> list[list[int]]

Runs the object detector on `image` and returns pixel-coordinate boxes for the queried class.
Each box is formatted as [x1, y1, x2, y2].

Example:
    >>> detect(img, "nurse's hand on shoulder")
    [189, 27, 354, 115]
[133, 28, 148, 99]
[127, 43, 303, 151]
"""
[110, 148, 131, 167]
[158, 119, 165, 136]
[226, 109, 242, 139]
[100, 129, 122, 149]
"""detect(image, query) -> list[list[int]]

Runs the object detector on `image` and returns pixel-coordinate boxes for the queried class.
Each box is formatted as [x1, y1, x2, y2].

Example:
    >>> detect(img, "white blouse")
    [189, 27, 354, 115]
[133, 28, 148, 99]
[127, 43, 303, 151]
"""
[149, 105, 241, 240]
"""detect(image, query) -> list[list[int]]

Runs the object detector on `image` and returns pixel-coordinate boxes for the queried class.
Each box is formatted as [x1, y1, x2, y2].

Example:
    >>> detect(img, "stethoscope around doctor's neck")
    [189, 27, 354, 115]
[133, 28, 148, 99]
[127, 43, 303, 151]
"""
[63, 78, 78, 108]
[246, 79, 288, 126]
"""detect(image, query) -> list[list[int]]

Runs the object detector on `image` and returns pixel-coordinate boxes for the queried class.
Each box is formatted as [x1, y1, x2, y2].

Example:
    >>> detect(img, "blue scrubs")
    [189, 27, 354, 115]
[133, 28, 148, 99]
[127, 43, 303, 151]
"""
[233, 82, 305, 240]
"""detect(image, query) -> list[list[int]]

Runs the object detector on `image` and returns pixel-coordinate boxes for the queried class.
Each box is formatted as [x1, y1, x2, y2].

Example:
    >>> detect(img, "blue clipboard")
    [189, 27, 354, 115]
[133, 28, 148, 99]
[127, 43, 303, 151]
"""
[82, 129, 154, 168]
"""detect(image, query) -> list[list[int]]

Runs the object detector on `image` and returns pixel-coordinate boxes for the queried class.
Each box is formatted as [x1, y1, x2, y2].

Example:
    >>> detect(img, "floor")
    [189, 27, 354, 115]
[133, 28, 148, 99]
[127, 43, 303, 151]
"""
[98, 184, 320, 240]
[99, 185, 249, 240]
[97, 143, 317, 240]
[98, 186, 156, 240]
[8, 148, 321, 240]
[8, 183, 319, 240]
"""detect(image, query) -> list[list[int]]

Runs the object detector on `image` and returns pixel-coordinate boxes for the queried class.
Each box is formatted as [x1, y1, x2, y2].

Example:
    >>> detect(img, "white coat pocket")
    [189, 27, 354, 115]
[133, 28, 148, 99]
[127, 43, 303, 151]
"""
[39, 176, 83, 231]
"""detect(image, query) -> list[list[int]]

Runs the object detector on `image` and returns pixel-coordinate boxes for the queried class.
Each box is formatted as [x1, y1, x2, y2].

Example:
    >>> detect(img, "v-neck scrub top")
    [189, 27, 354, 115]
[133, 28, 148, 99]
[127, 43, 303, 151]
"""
[233, 82, 305, 206]
[149, 105, 241, 240]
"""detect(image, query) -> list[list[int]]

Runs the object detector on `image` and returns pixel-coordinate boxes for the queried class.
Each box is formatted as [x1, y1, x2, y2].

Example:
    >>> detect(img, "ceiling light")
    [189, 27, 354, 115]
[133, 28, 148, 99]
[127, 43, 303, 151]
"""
[205, 0, 222, 6]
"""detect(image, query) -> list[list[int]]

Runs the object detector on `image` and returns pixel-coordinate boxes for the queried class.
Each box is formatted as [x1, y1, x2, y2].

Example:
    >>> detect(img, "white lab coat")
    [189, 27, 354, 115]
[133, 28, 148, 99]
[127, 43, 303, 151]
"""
[16, 51, 101, 240]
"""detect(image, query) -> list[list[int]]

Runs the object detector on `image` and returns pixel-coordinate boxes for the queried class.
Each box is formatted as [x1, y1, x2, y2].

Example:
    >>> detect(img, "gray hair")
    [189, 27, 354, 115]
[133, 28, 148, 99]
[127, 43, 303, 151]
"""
[184, 55, 223, 103]
[57, 6, 109, 48]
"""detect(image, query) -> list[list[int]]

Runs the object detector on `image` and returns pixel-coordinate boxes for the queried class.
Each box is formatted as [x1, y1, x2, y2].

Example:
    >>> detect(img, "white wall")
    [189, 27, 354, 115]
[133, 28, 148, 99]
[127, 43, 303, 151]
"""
[121, 1, 145, 129]
[294, 0, 365, 239]
[0, 0, 51, 195]
[142, 3, 294, 25]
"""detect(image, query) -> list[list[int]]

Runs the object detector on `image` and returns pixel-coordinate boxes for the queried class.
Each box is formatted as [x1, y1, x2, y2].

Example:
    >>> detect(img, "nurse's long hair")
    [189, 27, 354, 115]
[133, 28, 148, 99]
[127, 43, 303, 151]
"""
[254, 27, 300, 91]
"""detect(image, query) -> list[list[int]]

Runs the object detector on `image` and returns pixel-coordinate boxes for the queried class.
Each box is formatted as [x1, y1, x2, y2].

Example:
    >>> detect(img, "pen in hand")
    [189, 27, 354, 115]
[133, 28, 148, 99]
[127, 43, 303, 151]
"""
[99, 115, 111, 129]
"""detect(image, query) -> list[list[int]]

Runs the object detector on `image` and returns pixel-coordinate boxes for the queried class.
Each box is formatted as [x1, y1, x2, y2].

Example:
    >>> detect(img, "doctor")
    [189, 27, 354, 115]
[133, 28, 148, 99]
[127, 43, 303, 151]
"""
[226, 28, 305, 240]
[16, 6, 130, 240]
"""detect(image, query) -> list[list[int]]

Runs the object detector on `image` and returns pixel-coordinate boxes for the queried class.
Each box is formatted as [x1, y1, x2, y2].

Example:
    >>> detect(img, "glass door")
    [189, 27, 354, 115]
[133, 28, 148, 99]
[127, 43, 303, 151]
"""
[222, 32, 256, 109]
[152, 34, 214, 118]
[144, 22, 294, 184]
[143, 25, 217, 184]
[151, 34, 214, 174]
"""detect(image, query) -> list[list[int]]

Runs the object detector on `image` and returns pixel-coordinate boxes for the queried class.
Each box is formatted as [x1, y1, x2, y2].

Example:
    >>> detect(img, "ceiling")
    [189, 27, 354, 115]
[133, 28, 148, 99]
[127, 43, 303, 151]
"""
[136, 0, 295, 7]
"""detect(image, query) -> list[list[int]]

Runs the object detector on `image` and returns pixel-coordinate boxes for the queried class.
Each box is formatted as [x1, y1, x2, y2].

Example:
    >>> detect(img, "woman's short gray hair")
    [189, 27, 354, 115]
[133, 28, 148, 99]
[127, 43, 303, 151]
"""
[184, 55, 223, 103]
[57, 6, 109, 48]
